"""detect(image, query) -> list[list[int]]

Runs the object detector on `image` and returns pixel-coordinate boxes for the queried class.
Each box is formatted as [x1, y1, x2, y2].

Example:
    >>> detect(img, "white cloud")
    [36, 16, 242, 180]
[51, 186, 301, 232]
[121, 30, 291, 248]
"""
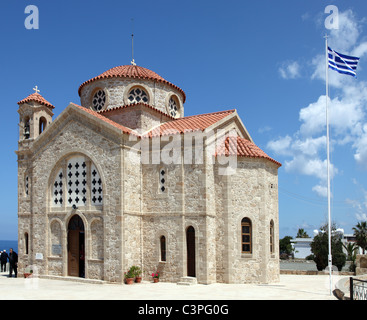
[285, 156, 337, 182]
[299, 90, 366, 138]
[312, 185, 328, 198]
[258, 126, 272, 134]
[329, 10, 361, 52]
[292, 136, 325, 156]
[346, 187, 367, 221]
[279, 61, 301, 79]
[267, 135, 292, 156]
[353, 123, 367, 168]
[270, 9, 367, 198]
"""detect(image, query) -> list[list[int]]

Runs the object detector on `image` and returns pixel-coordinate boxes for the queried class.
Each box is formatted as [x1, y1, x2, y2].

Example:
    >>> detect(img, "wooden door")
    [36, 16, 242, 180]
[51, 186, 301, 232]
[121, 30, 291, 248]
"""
[186, 226, 196, 277]
[68, 230, 79, 277]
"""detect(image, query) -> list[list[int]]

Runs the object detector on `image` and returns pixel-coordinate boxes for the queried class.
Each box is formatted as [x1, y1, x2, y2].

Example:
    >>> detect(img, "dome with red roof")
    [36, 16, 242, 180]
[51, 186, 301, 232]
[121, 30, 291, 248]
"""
[79, 65, 185, 101]
[78, 64, 186, 117]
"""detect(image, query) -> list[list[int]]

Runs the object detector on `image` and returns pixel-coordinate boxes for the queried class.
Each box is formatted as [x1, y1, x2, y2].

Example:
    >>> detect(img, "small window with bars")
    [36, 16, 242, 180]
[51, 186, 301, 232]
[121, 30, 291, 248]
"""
[25, 175, 29, 196]
[159, 169, 166, 193]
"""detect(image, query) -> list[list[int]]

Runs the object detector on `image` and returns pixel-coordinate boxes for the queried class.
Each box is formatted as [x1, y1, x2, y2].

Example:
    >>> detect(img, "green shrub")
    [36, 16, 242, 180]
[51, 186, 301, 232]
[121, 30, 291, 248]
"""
[310, 224, 346, 271]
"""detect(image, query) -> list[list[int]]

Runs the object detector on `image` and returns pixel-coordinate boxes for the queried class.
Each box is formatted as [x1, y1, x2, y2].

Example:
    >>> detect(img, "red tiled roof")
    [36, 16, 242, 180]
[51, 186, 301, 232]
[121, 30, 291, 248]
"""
[67, 105, 280, 166]
[18, 92, 55, 109]
[78, 65, 186, 102]
[216, 136, 281, 167]
[146, 109, 236, 138]
[70, 103, 135, 136]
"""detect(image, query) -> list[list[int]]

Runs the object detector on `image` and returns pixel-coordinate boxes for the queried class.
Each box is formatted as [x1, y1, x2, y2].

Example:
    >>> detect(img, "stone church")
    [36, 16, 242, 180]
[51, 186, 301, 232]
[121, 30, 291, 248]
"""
[16, 62, 281, 284]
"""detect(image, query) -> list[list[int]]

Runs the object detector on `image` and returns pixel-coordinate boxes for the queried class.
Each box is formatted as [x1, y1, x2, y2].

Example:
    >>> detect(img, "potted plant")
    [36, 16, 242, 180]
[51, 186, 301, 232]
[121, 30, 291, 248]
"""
[131, 265, 142, 283]
[24, 266, 33, 278]
[151, 271, 160, 283]
[124, 268, 134, 285]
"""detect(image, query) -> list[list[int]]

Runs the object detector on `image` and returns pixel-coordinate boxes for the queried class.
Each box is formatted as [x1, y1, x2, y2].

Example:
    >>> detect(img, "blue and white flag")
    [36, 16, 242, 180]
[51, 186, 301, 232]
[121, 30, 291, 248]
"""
[328, 47, 360, 77]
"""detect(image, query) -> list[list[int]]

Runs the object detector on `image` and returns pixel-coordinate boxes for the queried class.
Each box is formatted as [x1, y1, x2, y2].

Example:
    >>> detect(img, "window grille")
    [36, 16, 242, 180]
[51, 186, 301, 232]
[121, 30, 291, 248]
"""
[168, 97, 178, 117]
[159, 169, 166, 193]
[128, 87, 149, 104]
[92, 89, 106, 111]
[52, 156, 103, 207]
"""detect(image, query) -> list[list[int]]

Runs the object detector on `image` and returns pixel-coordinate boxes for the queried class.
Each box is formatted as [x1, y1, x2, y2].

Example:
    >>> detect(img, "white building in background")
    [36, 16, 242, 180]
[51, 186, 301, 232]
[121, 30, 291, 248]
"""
[291, 230, 363, 259]
[290, 238, 313, 259]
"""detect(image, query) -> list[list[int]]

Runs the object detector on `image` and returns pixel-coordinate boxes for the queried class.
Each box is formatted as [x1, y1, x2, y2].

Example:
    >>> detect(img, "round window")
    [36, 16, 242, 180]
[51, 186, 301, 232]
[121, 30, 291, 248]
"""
[92, 89, 106, 111]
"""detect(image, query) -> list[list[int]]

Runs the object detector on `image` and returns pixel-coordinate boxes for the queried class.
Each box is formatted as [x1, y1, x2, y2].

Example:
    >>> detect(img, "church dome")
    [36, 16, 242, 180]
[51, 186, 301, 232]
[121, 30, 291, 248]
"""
[78, 65, 186, 102]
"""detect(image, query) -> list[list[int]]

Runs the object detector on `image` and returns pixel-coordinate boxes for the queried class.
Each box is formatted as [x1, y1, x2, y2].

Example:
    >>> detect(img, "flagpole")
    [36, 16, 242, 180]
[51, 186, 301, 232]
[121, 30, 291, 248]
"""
[325, 34, 333, 296]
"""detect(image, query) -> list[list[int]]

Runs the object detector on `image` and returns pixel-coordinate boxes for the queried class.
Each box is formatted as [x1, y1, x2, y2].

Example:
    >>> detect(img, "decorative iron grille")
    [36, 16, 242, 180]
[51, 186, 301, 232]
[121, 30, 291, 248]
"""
[350, 277, 367, 300]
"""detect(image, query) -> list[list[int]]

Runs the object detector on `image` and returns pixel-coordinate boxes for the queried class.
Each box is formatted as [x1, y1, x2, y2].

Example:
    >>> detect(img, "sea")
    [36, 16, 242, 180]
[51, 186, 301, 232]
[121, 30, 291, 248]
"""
[0, 240, 18, 254]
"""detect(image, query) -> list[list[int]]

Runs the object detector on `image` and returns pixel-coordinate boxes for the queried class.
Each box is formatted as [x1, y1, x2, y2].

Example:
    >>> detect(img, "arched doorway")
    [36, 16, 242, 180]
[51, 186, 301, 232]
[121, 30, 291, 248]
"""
[186, 226, 196, 277]
[68, 215, 85, 277]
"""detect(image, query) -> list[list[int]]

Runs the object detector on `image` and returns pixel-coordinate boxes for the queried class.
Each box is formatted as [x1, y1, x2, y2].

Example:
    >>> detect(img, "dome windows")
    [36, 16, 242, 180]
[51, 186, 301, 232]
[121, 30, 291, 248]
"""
[168, 95, 180, 118]
[128, 87, 149, 104]
[92, 89, 107, 111]
[87, 82, 184, 118]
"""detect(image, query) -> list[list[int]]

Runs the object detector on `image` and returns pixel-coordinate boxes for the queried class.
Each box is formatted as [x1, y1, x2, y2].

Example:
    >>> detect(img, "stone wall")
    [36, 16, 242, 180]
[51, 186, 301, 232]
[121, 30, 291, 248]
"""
[356, 254, 367, 275]
[18, 114, 124, 282]
[17, 105, 280, 285]
[225, 158, 279, 283]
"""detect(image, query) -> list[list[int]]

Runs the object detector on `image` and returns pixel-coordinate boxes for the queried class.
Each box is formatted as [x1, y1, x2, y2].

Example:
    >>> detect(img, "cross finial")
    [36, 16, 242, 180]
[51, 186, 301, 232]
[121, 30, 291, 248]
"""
[33, 86, 40, 94]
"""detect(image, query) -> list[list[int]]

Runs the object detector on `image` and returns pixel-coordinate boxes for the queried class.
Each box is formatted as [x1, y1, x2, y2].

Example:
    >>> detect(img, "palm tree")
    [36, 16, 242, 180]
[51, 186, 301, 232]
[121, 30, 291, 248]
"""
[343, 242, 358, 261]
[352, 221, 367, 254]
[296, 228, 310, 238]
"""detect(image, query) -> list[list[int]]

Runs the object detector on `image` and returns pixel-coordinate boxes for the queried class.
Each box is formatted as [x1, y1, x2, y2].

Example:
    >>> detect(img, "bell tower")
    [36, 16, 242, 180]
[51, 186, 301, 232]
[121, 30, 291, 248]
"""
[17, 87, 55, 149]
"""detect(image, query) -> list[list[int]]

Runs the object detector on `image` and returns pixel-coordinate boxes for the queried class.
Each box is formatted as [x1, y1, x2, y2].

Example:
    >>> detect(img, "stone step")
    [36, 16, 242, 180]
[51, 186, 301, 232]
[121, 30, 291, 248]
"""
[177, 276, 197, 286]
[40, 275, 105, 285]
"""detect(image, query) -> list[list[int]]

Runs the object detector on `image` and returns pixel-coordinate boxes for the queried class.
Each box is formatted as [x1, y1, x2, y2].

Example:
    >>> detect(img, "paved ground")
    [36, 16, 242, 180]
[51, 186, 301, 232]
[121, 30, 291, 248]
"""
[0, 272, 344, 300]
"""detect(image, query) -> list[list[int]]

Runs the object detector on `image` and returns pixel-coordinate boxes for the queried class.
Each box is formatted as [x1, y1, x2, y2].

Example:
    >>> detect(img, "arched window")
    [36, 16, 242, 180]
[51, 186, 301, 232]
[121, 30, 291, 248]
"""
[270, 220, 274, 254]
[24, 232, 29, 255]
[241, 218, 252, 254]
[160, 235, 166, 262]
[39, 117, 47, 134]
[168, 96, 179, 118]
[24, 117, 30, 139]
[128, 87, 149, 104]
[51, 155, 103, 208]
[92, 89, 107, 111]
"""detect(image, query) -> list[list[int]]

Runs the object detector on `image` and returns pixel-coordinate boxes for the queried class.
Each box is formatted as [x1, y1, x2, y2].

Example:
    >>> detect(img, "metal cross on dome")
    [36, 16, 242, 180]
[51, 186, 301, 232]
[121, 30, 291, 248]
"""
[33, 86, 40, 94]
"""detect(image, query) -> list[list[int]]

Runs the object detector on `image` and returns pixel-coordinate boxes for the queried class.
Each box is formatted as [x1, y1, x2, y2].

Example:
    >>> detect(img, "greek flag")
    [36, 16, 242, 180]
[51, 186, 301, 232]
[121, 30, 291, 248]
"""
[328, 47, 360, 77]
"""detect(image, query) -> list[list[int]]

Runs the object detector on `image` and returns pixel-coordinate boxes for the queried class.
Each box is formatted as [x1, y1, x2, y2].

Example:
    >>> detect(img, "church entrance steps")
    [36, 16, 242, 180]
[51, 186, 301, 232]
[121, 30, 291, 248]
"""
[40, 275, 105, 285]
[177, 276, 197, 286]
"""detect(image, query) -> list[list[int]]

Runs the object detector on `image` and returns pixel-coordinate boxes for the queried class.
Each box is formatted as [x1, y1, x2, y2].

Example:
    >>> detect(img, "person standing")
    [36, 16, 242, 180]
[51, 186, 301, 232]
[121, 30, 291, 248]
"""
[8, 248, 18, 278]
[1, 250, 8, 272]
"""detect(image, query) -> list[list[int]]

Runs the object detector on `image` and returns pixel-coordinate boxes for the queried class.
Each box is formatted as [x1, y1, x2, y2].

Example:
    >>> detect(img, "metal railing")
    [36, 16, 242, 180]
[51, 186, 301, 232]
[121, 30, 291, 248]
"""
[350, 277, 367, 300]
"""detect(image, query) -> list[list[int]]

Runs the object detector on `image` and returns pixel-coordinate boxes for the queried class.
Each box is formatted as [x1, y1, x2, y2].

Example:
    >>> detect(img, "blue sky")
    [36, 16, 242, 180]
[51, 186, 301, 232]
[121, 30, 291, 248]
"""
[1, 0, 367, 240]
